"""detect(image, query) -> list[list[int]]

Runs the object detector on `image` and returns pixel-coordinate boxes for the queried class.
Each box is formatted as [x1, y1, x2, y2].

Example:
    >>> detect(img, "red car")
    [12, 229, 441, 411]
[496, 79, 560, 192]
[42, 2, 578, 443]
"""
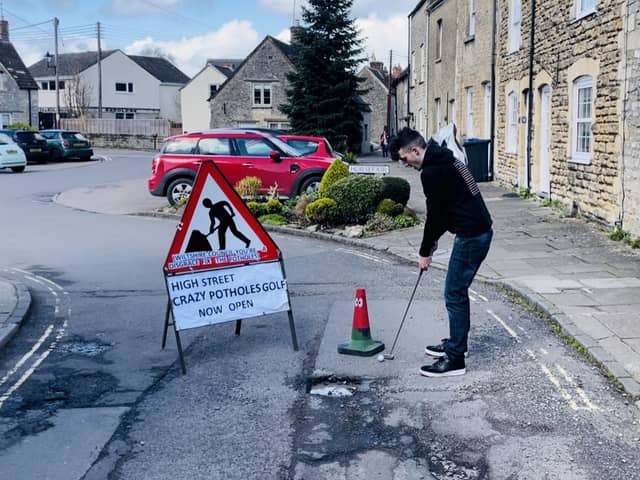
[277, 134, 343, 161]
[148, 129, 334, 205]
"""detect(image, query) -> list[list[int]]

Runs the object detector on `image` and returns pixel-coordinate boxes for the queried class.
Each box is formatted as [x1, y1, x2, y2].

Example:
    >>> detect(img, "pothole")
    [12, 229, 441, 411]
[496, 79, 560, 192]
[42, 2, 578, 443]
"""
[56, 340, 112, 356]
[307, 375, 370, 397]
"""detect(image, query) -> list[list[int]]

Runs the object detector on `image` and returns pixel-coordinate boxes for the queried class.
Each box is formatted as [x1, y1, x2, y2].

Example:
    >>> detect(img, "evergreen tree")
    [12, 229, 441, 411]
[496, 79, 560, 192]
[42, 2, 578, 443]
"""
[282, 0, 368, 153]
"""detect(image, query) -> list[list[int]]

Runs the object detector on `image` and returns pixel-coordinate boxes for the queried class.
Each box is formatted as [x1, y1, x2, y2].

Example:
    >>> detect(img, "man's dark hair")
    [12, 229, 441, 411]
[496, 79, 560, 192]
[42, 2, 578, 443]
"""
[389, 127, 427, 161]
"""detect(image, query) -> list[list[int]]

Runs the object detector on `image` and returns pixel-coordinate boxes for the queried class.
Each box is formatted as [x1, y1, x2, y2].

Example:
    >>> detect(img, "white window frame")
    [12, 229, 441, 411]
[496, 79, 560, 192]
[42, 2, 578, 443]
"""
[571, 76, 593, 164]
[466, 87, 474, 137]
[483, 82, 492, 138]
[576, 0, 596, 19]
[253, 83, 272, 106]
[449, 99, 456, 127]
[509, 0, 521, 53]
[411, 51, 416, 85]
[420, 44, 425, 83]
[436, 19, 443, 60]
[115, 82, 134, 94]
[0, 113, 12, 128]
[506, 91, 518, 153]
[435, 98, 442, 130]
[468, 0, 476, 37]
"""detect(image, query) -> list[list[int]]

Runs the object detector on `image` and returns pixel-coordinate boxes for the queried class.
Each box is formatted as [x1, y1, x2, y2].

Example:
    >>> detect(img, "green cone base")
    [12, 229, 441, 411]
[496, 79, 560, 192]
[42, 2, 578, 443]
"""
[338, 339, 385, 357]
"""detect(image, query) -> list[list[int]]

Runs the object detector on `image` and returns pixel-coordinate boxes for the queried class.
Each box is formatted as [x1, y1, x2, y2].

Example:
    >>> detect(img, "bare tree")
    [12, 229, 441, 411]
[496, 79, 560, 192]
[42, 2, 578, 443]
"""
[63, 73, 93, 130]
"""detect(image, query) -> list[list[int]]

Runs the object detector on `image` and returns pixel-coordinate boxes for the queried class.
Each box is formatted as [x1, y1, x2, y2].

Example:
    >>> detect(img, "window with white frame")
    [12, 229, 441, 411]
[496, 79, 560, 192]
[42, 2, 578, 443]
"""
[468, 0, 476, 37]
[209, 84, 218, 97]
[509, 0, 521, 52]
[483, 82, 492, 138]
[572, 75, 593, 163]
[115, 82, 134, 93]
[466, 87, 474, 137]
[576, 0, 596, 18]
[436, 19, 443, 60]
[435, 97, 442, 130]
[253, 83, 272, 106]
[449, 99, 456, 126]
[411, 51, 416, 85]
[0, 113, 11, 128]
[506, 91, 518, 153]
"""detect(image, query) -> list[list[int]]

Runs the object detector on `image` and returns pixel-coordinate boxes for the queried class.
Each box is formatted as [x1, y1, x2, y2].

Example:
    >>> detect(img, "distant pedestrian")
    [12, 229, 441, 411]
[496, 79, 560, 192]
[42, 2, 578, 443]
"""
[380, 131, 388, 158]
[202, 198, 251, 250]
[389, 126, 493, 377]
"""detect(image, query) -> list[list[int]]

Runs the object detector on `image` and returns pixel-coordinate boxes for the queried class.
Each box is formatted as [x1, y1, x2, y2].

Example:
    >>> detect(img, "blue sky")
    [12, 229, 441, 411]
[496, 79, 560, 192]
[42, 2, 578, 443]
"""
[4, 0, 416, 77]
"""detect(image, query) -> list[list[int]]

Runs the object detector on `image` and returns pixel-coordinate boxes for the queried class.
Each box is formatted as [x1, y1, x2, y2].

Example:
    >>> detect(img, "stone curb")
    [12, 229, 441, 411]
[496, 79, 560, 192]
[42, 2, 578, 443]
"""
[0, 279, 32, 351]
[136, 211, 640, 402]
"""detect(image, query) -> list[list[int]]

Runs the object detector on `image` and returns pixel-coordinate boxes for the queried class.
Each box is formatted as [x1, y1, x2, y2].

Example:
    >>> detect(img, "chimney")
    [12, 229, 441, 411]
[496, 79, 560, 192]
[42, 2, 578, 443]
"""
[0, 20, 9, 41]
[290, 19, 304, 46]
[370, 60, 384, 73]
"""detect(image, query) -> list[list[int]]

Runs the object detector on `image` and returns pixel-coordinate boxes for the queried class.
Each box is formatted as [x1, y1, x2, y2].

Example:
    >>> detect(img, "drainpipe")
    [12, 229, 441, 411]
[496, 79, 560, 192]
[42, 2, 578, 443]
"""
[526, 0, 537, 191]
[28, 89, 33, 127]
[407, 13, 411, 128]
[489, 0, 497, 180]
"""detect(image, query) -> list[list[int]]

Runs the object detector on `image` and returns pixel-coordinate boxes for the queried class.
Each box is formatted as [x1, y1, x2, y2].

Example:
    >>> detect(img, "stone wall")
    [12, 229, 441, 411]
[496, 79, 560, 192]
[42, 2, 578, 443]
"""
[0, 76, 38, 127]
[358, 67, 388, 141]
[410, 3, 428, 135]
[495, 0, 625, 226]
[87, 133, 161, 151]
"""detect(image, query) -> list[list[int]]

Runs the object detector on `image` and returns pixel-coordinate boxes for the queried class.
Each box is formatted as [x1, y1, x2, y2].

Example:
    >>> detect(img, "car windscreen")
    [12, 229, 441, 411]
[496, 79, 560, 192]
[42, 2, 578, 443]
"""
[0, 133, 14, 144]
[161, 138, 198, 154]
[265, 135, 303, 157]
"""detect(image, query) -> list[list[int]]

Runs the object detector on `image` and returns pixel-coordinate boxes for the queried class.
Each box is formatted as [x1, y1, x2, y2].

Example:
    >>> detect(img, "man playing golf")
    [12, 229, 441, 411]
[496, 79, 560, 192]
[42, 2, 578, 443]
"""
[389, 126, 493, 377]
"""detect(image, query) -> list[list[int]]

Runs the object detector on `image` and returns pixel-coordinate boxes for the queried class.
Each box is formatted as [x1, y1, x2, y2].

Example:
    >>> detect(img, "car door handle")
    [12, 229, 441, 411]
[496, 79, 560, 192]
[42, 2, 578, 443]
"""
[242, 162, 255, 167]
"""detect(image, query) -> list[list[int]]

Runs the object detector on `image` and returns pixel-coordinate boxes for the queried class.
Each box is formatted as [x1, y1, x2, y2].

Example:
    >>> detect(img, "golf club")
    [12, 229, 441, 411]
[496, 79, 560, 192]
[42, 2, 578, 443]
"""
[382, 269, 424, 361]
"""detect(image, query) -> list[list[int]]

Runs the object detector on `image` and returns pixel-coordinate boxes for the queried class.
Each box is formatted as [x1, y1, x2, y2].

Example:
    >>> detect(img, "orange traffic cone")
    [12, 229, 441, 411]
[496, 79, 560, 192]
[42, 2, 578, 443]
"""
[338, 288, 385, 356]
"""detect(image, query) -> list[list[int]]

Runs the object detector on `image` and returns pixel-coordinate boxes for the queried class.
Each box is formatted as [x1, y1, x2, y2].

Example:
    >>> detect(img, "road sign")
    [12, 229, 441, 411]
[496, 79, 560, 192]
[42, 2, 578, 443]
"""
[348, 165, 390, 175]
[163, 161, 280, 275]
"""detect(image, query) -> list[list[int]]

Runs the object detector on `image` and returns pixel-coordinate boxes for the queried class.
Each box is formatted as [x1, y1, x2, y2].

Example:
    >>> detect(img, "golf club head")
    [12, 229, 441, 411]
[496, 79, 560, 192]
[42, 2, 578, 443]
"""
[383, 353, 395, 360]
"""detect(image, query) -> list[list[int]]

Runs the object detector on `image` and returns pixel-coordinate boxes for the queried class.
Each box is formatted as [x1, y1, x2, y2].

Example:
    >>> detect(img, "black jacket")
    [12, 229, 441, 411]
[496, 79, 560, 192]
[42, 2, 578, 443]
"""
[419, 139, 492, 257]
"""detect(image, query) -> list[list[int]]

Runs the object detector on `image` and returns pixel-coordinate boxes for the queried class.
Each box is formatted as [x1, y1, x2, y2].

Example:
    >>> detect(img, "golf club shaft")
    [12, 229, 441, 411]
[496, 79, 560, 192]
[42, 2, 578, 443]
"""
[388, 269, 424, 355]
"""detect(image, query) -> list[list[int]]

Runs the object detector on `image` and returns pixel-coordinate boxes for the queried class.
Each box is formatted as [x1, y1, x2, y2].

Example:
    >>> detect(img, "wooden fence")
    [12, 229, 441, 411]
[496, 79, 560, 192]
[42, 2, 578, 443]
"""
[60, 118, 171, 137]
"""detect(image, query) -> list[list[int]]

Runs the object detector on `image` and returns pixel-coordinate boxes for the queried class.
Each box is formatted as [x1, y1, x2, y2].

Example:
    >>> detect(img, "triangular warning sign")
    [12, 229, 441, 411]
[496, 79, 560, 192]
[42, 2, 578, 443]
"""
[164, 161, 280, 274]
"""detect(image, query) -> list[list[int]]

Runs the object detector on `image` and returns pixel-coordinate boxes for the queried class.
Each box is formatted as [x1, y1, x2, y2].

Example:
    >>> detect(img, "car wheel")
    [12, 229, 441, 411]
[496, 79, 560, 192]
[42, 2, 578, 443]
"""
[298, 175, 322, 195]
[166, 177, 194, 206]
[10, 166, 25, 173]
[50, 149, 62, 162]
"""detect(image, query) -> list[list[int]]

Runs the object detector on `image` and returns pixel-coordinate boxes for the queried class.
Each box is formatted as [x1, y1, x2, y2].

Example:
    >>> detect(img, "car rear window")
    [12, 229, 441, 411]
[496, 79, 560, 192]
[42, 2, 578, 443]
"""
[62, 132, 88, 141]
[16, 131, 37, 141]
[162, 138, 198, 154]
[286, 139, 319, 155]
[0, 133, 14, 144]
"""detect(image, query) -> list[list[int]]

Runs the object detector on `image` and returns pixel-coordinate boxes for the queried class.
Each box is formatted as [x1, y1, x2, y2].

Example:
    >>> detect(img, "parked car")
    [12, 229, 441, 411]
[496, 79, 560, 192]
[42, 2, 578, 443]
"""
[0, 132, 27, 173]
[277, 134, 343, 161]
[148, 129, 333, 205]
[39, 129, 93, 162]
[0, 129, 49, 163]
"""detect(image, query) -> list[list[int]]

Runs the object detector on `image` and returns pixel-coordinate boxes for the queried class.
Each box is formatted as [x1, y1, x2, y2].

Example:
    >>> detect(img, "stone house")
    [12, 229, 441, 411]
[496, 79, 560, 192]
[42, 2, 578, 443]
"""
[409, 0, 493, 140]
[209, 36, 294, 130]
[0, 20, 39, 128]
[181, 59, 239, 133]
[494, 0, 625, 229]
[357, 59, 390, 142]
[390, 66, 410, 137]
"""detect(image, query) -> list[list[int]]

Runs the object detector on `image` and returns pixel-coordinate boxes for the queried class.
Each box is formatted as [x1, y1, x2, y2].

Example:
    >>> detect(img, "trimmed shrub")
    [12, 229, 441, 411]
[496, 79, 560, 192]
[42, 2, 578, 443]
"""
[376, 198, 404, 217]
[235, 176, 262, 198]
[381, 176, 411, 206]
[319, 159, 349, 197]
[393, 213, 419, 229]
[364, 212, 395, 234]
[265, 198, 283, 214]
[246, 201, 267, 217]
[258, 213, 288, 225]
[325, 175, 384, 224]
[305, 197, 338, 226]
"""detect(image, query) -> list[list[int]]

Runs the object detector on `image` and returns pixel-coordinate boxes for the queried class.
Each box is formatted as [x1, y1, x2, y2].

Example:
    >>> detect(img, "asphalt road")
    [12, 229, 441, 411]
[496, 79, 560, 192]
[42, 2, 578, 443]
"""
[1, 150, 639, 479]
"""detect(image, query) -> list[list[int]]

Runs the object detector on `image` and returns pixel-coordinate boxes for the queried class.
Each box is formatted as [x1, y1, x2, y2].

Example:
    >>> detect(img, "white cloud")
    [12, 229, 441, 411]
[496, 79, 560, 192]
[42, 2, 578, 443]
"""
[124, 20, 260, 76]
[356, 14, 408, 68]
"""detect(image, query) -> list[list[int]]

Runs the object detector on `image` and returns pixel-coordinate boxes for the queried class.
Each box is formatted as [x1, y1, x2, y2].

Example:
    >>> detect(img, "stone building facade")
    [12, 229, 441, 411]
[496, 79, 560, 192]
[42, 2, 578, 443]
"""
[409, 1, 429, 136]
[357, 60, 389, 142]
[495, 0, 625, 227]
[209, 36, 294, 130]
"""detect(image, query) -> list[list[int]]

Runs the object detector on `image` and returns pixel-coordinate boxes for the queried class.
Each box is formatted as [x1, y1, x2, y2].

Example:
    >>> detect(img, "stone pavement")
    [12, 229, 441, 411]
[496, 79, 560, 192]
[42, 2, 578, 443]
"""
[1, 153, 639, 402]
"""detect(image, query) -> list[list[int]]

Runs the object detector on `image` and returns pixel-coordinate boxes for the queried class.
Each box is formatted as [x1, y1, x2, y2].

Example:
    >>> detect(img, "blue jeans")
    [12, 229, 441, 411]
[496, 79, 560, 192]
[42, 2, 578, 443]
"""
[444, 229, 493, 360]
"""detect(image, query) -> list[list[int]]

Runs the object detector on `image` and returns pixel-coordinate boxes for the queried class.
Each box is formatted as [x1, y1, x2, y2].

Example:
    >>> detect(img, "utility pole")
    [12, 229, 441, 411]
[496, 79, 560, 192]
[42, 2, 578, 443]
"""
[54, 17, 60, 128]
[97, 21, 103, 118]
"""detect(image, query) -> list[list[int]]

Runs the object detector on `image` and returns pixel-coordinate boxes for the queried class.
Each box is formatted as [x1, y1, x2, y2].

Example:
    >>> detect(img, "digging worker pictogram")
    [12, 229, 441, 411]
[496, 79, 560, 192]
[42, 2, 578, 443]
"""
[203, 198, 251, 250]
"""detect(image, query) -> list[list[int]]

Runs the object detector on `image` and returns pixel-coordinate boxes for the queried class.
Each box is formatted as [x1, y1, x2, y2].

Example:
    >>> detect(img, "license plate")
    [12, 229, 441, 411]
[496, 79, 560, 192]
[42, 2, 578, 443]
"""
[30, 148, 41, 153]
[7, 149, 17, 154]
[73, 143, 85, 147]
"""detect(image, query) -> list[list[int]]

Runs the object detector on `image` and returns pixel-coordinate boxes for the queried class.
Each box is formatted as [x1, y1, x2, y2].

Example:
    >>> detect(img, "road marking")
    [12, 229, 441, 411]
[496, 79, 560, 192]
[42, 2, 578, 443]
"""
[469, 288, 488, 302]
[556, 364, 599, 411]
[0, 325, 54, 389]
[487, 309, 519, 340]
[335, 248, 391, 264]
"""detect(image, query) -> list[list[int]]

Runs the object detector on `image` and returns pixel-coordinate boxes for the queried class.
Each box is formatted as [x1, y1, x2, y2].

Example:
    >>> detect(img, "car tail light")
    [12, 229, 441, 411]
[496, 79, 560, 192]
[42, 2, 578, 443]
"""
[63, 140, 70, 147]
[151, 157, 159, 174]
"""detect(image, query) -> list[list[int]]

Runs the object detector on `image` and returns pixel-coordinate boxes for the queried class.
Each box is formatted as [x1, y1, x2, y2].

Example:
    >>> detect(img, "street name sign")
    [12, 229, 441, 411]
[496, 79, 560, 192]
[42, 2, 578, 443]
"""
[348, 165, 390, 176]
